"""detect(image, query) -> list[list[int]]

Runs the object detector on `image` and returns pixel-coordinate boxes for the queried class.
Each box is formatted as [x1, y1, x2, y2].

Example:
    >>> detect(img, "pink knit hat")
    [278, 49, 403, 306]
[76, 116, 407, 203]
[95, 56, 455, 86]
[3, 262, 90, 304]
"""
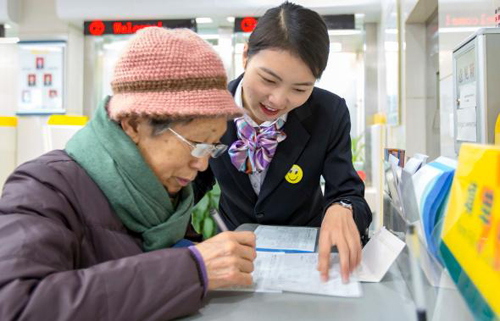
[108, 27, 241, 121]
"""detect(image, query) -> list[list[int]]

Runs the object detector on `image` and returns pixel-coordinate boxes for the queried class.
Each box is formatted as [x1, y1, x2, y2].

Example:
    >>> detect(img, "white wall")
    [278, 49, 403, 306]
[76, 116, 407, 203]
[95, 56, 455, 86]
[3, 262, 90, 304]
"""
[403, 0, 441, 160]
[0, 0, 21, 23]
[438, 0, 498, 157]
[18, 0, 84, 115]
[364, 23, 379, 128]
[0, 44, 18, 116]
[379, 0, 406, 150]
[3, 0, 86, 165]
[405, 23, 428, 157]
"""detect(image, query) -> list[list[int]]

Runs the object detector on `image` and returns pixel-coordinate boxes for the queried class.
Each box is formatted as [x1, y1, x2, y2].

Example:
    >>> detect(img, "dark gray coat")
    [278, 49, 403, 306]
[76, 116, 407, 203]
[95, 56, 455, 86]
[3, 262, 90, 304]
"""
[0, 150, 205, 321]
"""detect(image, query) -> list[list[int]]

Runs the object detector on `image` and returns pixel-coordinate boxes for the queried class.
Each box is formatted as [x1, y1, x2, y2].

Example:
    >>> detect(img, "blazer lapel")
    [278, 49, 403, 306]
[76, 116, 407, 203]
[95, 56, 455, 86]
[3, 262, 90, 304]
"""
[257, 105, 311, 203]
[217, 120, 258, 203]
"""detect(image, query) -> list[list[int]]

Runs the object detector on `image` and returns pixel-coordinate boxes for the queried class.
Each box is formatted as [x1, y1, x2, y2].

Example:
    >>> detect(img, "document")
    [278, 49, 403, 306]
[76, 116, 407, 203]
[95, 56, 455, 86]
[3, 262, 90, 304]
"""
[222, 252, 284, 293]
[356, 227, 406, 283]
[222, 252, 362, 297]
[459, 83, 476, 109]
[456, 107, 477, 142]
[274, 253, 362, 297]
[254, 225, 317, 253]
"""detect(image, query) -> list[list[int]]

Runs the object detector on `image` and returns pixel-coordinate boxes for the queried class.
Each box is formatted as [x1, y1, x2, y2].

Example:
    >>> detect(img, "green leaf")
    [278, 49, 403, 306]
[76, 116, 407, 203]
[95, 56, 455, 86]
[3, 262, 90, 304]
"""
[202, 216, 216, 239]
[212, 183, 221, 196]
[191, 210, 202, 233]
[194, 194, 209, 211]
[192, 195, 210, 233]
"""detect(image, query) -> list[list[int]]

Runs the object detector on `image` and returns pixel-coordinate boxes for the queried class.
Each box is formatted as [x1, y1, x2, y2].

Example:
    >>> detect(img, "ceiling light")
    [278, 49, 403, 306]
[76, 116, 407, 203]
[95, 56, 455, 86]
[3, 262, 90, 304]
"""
[199, 34, 219, 40]
[328, 30, 362, 36]
[196, 17, 213, 24]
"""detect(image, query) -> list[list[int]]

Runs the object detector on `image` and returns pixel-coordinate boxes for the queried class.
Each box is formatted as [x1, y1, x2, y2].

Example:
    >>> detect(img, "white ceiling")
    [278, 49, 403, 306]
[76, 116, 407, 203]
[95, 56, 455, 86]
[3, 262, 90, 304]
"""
[0, 0, 20, 23]
[56, 0, 382, 24]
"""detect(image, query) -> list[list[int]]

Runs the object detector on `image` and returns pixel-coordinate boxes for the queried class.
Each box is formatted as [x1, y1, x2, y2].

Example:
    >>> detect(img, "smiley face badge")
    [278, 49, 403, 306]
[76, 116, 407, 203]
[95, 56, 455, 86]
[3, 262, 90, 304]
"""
[285, 164, 303, 184]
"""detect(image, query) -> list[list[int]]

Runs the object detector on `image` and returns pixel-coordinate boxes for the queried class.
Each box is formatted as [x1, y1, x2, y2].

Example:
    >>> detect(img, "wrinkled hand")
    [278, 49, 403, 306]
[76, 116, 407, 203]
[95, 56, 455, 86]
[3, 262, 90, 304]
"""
[195, 231, 256, 290]
[317, 204, 361, 282]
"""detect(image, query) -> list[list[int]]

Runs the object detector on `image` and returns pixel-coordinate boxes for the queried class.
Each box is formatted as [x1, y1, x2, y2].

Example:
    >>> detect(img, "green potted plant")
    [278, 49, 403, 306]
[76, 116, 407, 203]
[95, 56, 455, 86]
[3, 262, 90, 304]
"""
[351, 133, 366, 181]
[191, 183, 221, 239]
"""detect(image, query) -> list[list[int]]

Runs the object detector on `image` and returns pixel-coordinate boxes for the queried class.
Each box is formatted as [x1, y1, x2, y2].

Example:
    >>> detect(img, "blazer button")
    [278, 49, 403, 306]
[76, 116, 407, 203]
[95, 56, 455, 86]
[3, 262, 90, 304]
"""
[255, 212, 265, 222]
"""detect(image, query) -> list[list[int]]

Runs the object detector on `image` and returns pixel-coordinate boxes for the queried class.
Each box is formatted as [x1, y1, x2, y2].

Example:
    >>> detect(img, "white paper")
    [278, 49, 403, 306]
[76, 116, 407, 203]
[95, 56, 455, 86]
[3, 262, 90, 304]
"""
[356, 227, 406, 283]
[275, 254, 362, 298]
[221, 252, 284, 293]
[254, 225, 317, 252]
[221, 252, 362, 297]
[456, 107, 477, 141]
[404, 157, 424, 176]
[459, 83, 476, 109]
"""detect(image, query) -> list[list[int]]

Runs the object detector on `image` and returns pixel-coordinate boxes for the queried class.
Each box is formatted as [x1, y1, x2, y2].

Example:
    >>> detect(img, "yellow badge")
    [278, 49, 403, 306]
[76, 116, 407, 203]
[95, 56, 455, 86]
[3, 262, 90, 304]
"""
[285, 164, 303, 184]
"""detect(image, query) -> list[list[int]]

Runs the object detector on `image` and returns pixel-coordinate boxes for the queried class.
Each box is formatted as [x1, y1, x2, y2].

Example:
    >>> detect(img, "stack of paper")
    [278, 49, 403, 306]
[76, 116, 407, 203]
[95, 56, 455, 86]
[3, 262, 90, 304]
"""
[226, 252, 362, 297]
[221, 225, 406, 297]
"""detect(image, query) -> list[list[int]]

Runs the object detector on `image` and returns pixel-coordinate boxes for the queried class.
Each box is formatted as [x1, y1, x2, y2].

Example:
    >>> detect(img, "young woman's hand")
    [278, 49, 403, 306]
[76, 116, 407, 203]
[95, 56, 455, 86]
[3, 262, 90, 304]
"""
[317, 204, 361, 282]
[195, 231, 256, 290]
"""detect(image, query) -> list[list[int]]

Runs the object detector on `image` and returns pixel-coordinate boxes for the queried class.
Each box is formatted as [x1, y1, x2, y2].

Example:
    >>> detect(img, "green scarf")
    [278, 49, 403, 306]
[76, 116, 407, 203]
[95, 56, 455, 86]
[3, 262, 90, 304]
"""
[66, 97, 194, 251]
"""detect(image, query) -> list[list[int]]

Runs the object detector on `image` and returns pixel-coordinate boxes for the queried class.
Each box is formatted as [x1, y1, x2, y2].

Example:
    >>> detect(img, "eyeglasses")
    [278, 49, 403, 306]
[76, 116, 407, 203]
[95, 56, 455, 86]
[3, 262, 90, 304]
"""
[168, 128, 228, 158]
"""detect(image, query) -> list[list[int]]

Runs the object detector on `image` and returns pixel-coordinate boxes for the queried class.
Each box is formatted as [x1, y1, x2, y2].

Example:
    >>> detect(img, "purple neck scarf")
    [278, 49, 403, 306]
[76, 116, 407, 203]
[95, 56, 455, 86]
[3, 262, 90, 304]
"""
[228, 117, 287, 174]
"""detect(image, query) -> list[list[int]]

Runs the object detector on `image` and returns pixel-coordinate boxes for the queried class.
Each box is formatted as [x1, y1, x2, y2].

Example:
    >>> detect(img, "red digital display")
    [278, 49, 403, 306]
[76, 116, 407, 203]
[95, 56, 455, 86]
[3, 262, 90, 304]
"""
[240, 17, 258, 33]
[84, 19, 196, 36]
[112, 21, 163, 35]
[445, 14, 495, 27]
[88, 20, 106, 36]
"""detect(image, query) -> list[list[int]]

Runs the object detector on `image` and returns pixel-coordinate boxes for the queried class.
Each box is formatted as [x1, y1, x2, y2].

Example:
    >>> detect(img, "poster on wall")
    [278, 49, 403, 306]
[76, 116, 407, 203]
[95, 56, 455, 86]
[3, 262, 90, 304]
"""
[17, 41, 66, 114]
[454, 47, 477, 143]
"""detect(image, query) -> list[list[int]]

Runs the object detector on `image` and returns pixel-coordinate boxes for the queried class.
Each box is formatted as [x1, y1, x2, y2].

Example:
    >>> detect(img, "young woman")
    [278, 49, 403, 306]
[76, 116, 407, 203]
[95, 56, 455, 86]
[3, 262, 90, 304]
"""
[194, 2, 372, 282]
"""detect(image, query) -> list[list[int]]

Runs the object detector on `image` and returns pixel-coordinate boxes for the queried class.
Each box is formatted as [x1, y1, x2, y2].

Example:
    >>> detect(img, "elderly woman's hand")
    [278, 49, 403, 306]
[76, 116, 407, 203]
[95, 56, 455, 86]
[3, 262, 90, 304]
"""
[195, 231, 256, 290]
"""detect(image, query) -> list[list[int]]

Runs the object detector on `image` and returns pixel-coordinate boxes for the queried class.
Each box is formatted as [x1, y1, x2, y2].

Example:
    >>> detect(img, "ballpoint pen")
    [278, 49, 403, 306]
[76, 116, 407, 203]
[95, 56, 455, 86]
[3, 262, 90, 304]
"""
[209, 208, 229, 232]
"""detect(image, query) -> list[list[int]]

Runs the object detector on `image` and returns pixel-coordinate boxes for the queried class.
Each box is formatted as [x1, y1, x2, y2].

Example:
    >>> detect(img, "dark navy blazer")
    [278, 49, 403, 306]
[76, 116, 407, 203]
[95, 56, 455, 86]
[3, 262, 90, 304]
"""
[194, 75, 372, 241]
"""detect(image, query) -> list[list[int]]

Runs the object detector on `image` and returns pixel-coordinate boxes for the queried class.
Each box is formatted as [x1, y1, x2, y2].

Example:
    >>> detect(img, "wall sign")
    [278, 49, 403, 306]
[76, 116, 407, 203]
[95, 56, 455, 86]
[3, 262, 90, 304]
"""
[323, 15, 355, 30]
[17, 41, 66, 115]
[234, 14, 355, 33]
[445, 14, 495, 27]
[84, 19, 196, 36]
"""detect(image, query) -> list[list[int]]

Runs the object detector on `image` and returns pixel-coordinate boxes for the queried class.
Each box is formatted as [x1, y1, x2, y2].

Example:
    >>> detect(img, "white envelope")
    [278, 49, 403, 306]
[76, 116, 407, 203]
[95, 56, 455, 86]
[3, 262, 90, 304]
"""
[356, 227, 406, 283]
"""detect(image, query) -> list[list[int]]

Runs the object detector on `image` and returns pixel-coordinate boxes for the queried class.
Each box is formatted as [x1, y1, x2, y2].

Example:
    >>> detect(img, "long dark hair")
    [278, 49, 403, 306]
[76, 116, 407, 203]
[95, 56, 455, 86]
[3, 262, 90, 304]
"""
[247, 2, 330, 79]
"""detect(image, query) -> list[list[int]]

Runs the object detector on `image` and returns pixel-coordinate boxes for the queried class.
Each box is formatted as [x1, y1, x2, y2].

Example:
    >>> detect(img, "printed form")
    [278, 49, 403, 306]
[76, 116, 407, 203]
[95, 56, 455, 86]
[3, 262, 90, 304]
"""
[254, 225, 317, 252]
[220, 226, 405, 297]
[223, 252, 362, 297]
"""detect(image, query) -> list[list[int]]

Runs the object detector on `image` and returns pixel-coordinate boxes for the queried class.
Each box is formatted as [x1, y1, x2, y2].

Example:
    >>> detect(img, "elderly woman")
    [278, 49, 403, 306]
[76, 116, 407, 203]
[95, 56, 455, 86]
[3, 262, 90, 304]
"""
[0, 27, 256, 321]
